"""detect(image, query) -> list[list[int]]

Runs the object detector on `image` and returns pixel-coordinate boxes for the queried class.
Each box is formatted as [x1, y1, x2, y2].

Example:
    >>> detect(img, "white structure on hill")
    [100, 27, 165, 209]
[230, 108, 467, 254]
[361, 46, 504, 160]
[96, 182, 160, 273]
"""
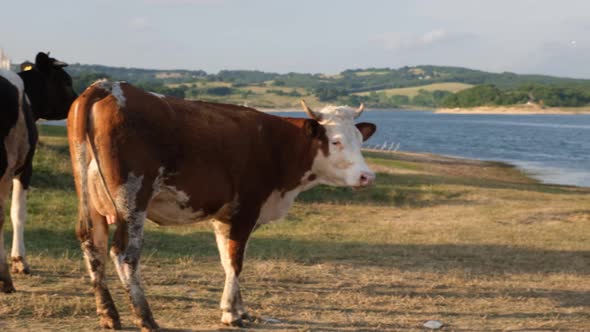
[0, 48, 11, 70]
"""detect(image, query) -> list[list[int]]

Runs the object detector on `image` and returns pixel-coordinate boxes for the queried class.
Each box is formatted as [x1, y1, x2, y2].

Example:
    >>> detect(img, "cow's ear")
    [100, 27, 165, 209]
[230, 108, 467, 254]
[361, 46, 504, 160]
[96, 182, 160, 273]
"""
[303, 119, 322, 138]
[356, 122, 377, 141]
[35, 52, 51, 72]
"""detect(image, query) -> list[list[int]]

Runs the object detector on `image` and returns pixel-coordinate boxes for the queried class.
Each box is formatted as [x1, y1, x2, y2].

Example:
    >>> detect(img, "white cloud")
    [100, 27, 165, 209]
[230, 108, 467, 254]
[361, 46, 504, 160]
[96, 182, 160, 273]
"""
[372, 29, 448, 51]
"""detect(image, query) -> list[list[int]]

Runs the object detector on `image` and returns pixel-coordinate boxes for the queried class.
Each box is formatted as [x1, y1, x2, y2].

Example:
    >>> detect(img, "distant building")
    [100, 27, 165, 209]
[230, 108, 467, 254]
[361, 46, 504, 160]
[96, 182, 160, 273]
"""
[0, 48, 11, 70]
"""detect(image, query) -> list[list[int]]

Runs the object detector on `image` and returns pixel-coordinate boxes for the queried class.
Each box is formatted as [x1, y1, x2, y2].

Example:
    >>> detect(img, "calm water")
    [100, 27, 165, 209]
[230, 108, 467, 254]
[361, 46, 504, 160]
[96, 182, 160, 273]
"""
[275, 110, 590, 187]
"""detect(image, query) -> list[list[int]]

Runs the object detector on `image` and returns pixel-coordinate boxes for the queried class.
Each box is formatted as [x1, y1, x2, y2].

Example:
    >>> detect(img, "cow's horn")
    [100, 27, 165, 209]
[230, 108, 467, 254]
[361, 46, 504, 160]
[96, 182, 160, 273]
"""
[354, 103, 365, 119]
[301, 100, 322, 121]
[53, 60, 68, 67]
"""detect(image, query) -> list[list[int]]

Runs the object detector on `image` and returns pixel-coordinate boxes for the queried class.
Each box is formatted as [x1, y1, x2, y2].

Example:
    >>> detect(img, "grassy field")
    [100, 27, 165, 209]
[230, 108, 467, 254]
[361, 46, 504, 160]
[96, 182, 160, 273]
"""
[173, 81, 474, 109]
[353, 83, 474, 98]
[1, 125, 589, 331]
[168, 81, 320, 109]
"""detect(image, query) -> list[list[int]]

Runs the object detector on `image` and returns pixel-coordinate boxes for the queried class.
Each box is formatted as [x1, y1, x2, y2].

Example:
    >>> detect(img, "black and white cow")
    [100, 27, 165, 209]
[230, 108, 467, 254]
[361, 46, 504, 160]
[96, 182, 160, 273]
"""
[0, 52, 77, 292]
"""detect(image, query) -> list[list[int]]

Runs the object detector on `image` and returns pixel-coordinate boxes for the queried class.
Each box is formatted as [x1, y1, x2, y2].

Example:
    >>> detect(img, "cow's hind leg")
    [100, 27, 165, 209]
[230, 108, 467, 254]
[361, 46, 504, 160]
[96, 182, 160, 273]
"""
[10, 178, 29, 274]
[111, 208, 159, 332]
[79, 207, 121, 329]
[0, 177, 15, 293]
[212, 219, 255, 327]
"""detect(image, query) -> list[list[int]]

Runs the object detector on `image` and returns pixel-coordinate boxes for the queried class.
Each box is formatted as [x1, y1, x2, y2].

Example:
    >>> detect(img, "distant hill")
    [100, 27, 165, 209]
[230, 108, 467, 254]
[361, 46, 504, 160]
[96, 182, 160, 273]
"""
[58, 63, 590, 109]
[63, 63, 590, 90]
[65, 63, 207, 84]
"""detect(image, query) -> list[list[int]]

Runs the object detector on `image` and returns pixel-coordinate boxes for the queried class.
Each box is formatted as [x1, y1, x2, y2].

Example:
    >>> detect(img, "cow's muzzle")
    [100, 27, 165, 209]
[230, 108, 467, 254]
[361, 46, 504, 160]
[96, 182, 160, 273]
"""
[358, 171, 376, 187]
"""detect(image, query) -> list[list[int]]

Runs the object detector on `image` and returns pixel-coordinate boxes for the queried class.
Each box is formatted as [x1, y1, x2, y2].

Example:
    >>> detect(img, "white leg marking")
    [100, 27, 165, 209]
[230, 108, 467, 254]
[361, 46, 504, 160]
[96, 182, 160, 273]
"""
[114, 172, 144, 220]
[10, 179, 26, 259]
[110, 211, 147, 301]
[212, 221, 241, 324]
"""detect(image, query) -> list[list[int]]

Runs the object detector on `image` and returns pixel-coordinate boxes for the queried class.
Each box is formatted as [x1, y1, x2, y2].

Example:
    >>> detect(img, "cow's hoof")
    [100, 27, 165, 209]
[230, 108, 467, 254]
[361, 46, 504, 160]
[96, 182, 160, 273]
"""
[221, 311, 248, 327]
[140, 327, 160, 332]
[99, 315, 122, 330]
[230, 318, 245, 328]
[1, 283, 16, 294]
[240, 312, 255, 323]
[134, 318, 160, 332]
[11, 257, 30, 274]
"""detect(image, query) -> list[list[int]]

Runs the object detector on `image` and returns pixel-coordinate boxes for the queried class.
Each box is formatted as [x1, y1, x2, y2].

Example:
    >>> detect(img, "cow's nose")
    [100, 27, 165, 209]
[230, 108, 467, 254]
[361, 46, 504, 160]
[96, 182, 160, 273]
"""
[359, 171, 376, 187]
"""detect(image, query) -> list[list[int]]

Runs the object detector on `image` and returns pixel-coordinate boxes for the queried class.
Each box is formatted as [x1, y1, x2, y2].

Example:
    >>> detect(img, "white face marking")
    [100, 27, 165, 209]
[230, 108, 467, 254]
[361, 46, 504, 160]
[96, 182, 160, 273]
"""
[311, 106, 374, 187]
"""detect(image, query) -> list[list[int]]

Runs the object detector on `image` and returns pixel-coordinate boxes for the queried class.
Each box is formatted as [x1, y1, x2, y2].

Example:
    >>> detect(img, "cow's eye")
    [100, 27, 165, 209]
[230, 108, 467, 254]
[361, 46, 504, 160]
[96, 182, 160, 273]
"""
[331, 141, 341, 146]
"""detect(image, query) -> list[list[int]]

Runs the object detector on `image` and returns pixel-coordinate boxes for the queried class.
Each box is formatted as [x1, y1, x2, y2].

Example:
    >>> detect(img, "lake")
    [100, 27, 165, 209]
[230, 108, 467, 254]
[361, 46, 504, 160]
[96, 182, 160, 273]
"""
[45, 109, 590, 187]
[275, 110, 590, 187]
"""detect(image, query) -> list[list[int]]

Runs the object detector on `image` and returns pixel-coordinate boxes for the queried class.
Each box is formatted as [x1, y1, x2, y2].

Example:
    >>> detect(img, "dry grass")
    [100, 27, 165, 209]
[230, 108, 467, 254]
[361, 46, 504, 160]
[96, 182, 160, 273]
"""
[1, 126, 589, 331]
[354, 71, 390, 77]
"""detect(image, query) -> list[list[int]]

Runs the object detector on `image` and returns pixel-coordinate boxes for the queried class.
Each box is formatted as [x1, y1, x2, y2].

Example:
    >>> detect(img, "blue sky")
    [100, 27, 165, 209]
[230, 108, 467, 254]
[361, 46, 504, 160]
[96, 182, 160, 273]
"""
[2, 0, 589, 77]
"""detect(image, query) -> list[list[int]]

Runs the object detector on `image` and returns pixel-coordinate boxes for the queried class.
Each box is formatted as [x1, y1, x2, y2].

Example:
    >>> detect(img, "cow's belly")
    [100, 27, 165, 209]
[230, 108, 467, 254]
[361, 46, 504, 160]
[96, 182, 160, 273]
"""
[88, 162, 212, 226]
[146, 186, 210, 226]
[2, 107, 29, 175]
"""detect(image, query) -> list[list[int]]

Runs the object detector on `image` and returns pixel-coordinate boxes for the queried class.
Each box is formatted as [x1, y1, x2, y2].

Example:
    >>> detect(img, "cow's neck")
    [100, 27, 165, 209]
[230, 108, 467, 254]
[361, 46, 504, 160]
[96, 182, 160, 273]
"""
[271, 117, 325, 194]
[18, 70, 45, 121]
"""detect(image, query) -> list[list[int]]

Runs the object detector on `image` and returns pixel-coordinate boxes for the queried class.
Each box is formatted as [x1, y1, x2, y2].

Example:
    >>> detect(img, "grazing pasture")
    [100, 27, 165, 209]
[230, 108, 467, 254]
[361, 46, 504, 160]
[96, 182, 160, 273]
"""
[0, 125, 589, 331]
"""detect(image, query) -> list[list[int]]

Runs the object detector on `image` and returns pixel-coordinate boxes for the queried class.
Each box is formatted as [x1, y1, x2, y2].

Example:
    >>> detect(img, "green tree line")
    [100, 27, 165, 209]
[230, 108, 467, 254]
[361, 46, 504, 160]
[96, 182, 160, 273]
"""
[442, 84, 590, 108]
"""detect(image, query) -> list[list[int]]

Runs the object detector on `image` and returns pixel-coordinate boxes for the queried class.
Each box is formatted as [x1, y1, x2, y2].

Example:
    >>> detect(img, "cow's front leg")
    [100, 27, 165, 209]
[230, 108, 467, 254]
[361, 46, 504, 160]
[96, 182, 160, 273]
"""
[111, 210, 159, 332]
[10, 178, 29, 274]
[212, 220, 254, 327]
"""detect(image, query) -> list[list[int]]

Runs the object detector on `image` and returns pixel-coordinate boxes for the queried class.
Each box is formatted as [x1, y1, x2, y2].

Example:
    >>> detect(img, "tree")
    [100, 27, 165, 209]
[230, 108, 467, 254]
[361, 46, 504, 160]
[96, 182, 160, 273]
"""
[73, 72, 110, 93]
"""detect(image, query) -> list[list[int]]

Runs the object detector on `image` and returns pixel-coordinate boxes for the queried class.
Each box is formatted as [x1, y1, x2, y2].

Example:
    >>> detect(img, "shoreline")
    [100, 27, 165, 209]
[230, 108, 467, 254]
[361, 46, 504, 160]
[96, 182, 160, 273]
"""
[261, 105, 590, 115]
[362, 148, 589, 188]
[436, 105, 590, 115]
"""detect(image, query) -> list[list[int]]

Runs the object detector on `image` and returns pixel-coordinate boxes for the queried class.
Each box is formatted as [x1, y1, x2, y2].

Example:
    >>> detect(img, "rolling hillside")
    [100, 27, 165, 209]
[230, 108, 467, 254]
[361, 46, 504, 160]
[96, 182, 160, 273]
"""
[353, 82, 474, 98]
[56, 63, 590, 109]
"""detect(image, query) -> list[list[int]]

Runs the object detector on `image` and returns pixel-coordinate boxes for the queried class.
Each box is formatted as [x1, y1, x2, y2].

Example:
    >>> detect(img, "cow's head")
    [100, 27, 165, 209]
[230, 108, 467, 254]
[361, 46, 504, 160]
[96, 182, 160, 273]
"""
[18, 52, 77, 120]
[301, 100, 377, 187]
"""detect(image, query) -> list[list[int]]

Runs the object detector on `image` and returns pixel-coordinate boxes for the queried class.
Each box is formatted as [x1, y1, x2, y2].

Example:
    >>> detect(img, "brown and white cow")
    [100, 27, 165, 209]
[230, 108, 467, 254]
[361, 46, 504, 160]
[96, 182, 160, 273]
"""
[0, 52, 77, 293]
[67, 80, 376, 331]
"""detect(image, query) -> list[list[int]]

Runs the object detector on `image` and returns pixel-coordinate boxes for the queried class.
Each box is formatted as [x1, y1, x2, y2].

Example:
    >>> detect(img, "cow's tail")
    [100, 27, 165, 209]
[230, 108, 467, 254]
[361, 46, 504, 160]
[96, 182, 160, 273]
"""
[67, 81, 117, 241]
